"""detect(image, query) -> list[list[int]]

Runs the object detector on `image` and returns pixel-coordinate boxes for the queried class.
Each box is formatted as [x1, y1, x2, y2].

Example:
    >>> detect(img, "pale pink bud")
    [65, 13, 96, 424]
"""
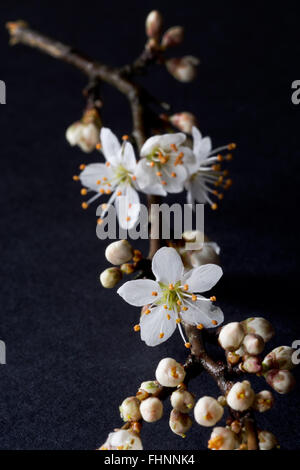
[218, 322, 245, 351]
[169, 409, 192, 437]
[208, 427, 238, 450]
[170, 389, 195, 413]
[145, 10, 163, 38]
[100, 267, 122, 288]
[243, 333, 265, 355]
[253, 390, 274, 413]
[194, 396, 224, 427]
[169, 112, 197, 134]
[119, 396, 141, 422]
[140, 397, 163, 423]
[140, 380, 163, 395]
[241, 355, 262, 374]
[155, 358, 186, 387]
[161, 26, 184, 48]
[166, 56, 199, 82]
[99, 429, 143, 450]
[241, 317, 274, 343]
[265, 369, 295, 394]
[226, 381, 255, 411]
[105, 240, 133, 265]
[258, 430, 278, 450]
[262, 346, 295, 371]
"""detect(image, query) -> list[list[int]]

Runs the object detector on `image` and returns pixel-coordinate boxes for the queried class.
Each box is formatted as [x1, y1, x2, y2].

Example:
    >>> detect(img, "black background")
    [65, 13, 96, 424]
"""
[0, 0, 300, 450]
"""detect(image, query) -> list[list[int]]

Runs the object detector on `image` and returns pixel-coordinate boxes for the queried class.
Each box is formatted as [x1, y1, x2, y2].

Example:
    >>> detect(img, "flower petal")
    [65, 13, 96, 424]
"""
[115, 184, 140, 230]
[161, 162, 187, 193]
[135, 159, 167, 195]
[120, 141, 137, 173]
[152, 247, 184, 284]
[79, 163, 112, 190]
[183, 264, 223, 292]
[140, 133, 186, 156]
[117, 279, 161, 306]
[140, 305, 177, 346]
[192, 127, 212, 164]
[181, 297, 224, 328]
[100, 127, 121, 165]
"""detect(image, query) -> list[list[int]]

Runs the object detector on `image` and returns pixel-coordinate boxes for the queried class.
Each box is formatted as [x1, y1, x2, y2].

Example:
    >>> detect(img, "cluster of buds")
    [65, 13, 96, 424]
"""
[145, 10, 199, 83]
[99, 240, 143, 288]
[66, 108, 101, 153]
[169, 386, 195, 437]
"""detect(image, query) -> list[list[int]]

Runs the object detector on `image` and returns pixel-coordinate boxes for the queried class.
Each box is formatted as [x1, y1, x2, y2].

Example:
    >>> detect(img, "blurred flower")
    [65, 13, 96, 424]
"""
[99, 429, 143, 450]
[169, 112, 197, 134]
[166, 56, 199, 82]
[145, 10, 163, 39]
[66, 108, 101, 153]
[161, 26, 184, 48]
[117, 247, 223, 346]
[258, 430, 278, 450]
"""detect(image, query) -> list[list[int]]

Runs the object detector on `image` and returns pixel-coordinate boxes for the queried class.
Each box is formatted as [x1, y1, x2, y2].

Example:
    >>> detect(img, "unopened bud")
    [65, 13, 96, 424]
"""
[140, 380, 163, 396]
[262, 346, 295, 371]
[241, 317, 274, 343]
[258, 430, 278, 450]
[169, 409, 192, 437]
[227, 351, 241, 365]
[100, 267, 122, 288]
[242, 355, 262, 374]
[99, 429, 143, 450]
[253, 390, 274, 413]
[170, 389, 195, 413]
[243, 333, 265, 355]
[66, 109, 101, 153]
[166, 56, 199, 83]
[140, 397, 163, 423]
[170, 112, 197, 134]
[145, 10, 163, 39]
[218, 322, 245, 351]
[265, 369, 295, 394]
[208, 427, 238, 450]
[161, 26, 184, 48]
[120, 263, 135, 274]
[105, 240, 133, 265]
[119, 396, 141, 422]
[194, 396, 224, 427]
[155, 358, 186, 387]
[226, 381, 255, 411]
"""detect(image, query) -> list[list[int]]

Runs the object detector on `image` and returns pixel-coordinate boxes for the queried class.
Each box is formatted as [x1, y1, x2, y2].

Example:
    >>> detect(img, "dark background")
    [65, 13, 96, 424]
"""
[0, 0, 300, 450]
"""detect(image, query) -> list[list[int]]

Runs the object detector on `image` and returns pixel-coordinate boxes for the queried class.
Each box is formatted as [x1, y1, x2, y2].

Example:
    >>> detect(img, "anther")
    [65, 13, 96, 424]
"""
[211, 320, 218, 325]
[99, 188, 105, 194]
[105, 189, 111, 194]
[106, 162, 110, 167]
[228, 143, 236, 150]
[170, 143, 178, 152]
[197, 324, 204, 330]
[150, 161, 155, 167]
[182, 306, 188, 311]
[96, 143, 102, 150]
[81, 202, 88, 209]
[217, 154, 223, 161]
[169, 283, 174, 290]
[133, 324, 140, 332]
[73, 175, 79, 181]
[156, 171, 162, 177]
[211, 203, 218, 210]
[122, 135, 129, 141]
[171, 172, 177, 178]
[97, 218, 103, 225]
[81, 188, 87, 195]
[177, 300, 182, 306]
[167, 314, 171, 320]
[184, 342, 191, 349]
[164, 305, 168, 309]
[145, 309, 151, 315]
[126, 216, 131, 221]
[79, 164, 86, 170]
[159, 333, 164, 339]
[151, 291, 158, 296]
[132, 175, 137, 181]
[96, 180, 101, 185]
[192, 294, 197, 301]
[176, 318, 181, 324]
[116, 191, 122, 196]
[183, 284, 189, 291]
[210, 296, 216, 302]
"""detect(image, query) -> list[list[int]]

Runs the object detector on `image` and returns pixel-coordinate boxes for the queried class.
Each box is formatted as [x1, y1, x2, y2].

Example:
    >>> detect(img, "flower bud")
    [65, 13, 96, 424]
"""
[100, 267, 122, 288]
[139, 380, 163, 395]
[194, 396, 224, 427]
[166, 56, 199, 82]
[262, 346, 295, 371]
[218, 322, 245, 351]
[265, 369, 295, 394]
[145, 10, 163, 38]
[120, 263, 135, 274]
[243, 333, 265, 355]
[119, 396, 141, 422]
[169, 409, 192, 437]
[208, 427, 238, 450]
[241, 317, 274, 343]
[161, 26, 184, 48]
[105, 240, 133, 265]
[169, 112, 197, 134]
[66, 109, 101, 153]
[226, 381, 255, 411]
[170, 389, 195, 413]
[241, 355, 262, 374]
[99, 429, 143, 450]
[258, 430, 278, 450]
[189, 245, 220, 267]
[155, 358, 186, 387]
[227, 351, 242, 366]
[140, 397, 163, 422]
[253, 390, 274, 413]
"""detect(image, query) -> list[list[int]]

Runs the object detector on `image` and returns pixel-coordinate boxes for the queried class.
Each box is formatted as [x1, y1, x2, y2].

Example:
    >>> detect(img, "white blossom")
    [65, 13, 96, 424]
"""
[258, 431, 278, 450]
[66, 109, 101, 153]
[117, 247, 223, 346]
[79, 128, 140, 229]
[185, 127, 234, 210]
[135, 132, 195, 196]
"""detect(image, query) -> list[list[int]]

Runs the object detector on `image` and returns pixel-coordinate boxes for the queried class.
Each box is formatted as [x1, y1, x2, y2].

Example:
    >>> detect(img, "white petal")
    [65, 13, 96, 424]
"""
[181, 298, 224, 328]
[117, 279, 161, 306]
[100, 127, 121, 165]
[79, 163, 112, 190]
[66, 122, 82, 145]
[188, 175, 208, 203]
[135, 159, 167, 195]
[152, 247, 184, 284]
[183, 264, 223, 293]
[161, 162, 187, 193]
[120, 141, 137, 172]
[140, 305, 177, 346]
[115, 184, 140, 229]
[192, 127, 211, 163]
[140, 133, 186, 156]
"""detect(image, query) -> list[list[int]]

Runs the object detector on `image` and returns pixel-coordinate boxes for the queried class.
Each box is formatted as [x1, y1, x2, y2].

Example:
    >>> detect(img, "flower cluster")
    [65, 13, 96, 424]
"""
[71, 126, 234, 229]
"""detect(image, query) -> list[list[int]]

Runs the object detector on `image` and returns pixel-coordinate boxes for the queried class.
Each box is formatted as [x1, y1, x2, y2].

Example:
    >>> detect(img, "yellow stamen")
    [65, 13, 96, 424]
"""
[192, 294, 197, 301]
[144, 309, 151, 315]
[211, 203, 218, 210]
[96, 180, 101, 185]
[183, 284, 189, 291]
[167, 314, 171, 320]
[197, 323, 204, 330]
[96, 143, 102, 150]
[151, 291, 158, 296]
[79, 164, 86, 170]
[122, 134, 129, 141]
[81, 188, 87, 195]
[210, 296, 216, 302]
[150, 161, 155, 167]
[164, 305, 168, 310]
[169, 283, 174, 290]
[170, 143, 178, 152]
[116, 191, 122, 196]
[126, 216, 131, 221]
[73, 175, 79, 181]
[176, 318, 181, 324]
[228, 143, 236, 150]
[156, 171, 162, 177]
[97, 218, 103, 225]
[185, 342, 191, 349]
[177, 300, 182, 306]
[99, 188, 105, 194]
[159, 332, 164, 339]
[211, 320, 218, 325]
[105, 189, 111, 194]
[81, 202, 88, 209]
[106, 161, 110, 167]
[133, 324, 140, 332]
[182, 306, 188, 311]
[132, 175, 137, 181]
